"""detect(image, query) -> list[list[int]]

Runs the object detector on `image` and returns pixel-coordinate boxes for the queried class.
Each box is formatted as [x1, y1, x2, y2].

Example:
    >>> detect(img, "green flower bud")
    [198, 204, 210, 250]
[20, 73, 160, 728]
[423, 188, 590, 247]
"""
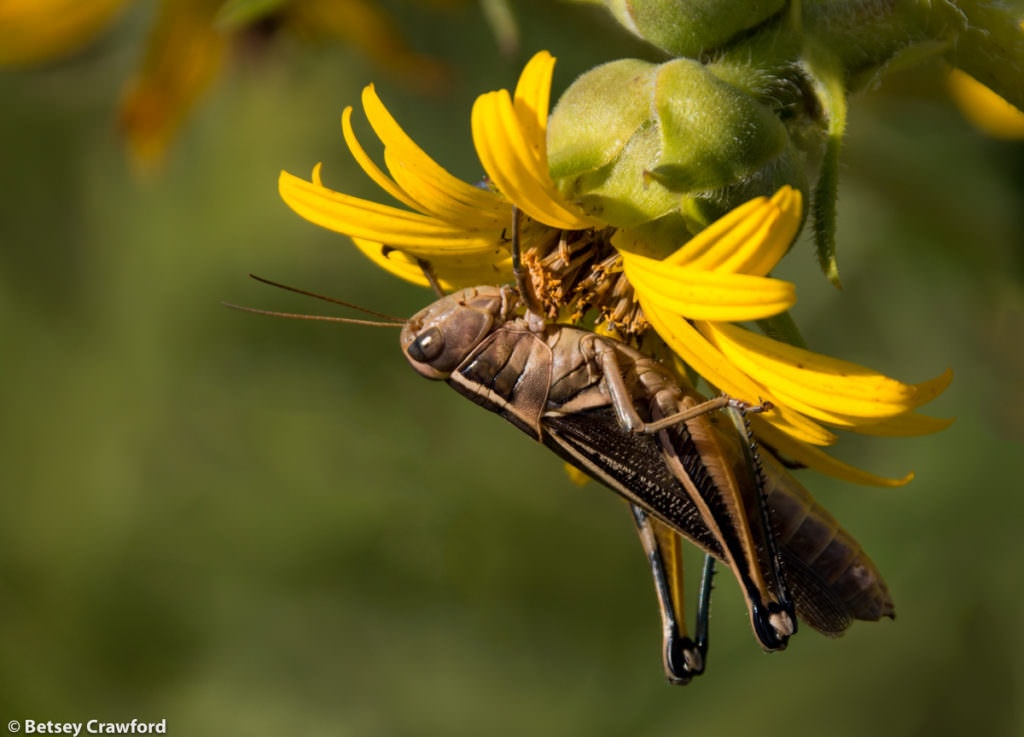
[548, 58, 806, 243]
[598, 0, 785, 58]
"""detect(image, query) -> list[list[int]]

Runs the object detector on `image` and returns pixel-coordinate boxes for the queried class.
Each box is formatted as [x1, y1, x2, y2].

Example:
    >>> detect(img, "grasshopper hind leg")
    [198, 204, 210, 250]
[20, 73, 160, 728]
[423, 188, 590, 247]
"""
[664, 554, 715, 683]
[630, 505, 716, 685]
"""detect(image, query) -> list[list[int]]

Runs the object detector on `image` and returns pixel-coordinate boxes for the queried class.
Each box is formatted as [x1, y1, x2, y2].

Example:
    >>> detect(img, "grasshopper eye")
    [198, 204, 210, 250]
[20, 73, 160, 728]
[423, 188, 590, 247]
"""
[408, 327, 444, 363]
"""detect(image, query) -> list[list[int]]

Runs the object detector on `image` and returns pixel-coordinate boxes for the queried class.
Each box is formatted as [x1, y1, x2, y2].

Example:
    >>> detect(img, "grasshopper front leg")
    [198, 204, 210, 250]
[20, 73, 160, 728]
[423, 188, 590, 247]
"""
[588, 338, 770, 433]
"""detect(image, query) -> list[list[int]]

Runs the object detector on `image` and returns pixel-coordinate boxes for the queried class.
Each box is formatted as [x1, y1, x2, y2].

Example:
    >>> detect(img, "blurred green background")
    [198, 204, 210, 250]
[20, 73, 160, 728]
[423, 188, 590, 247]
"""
[2, 2, 1023, 735]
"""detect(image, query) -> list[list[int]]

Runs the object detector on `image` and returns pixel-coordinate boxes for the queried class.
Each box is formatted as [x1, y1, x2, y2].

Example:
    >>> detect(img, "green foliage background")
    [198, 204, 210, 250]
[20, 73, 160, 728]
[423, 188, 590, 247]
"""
[1, 2, 1022, 735]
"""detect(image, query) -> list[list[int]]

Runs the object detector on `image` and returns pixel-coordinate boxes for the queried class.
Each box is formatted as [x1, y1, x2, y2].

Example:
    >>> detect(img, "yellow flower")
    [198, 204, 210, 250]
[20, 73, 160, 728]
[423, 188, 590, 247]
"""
[279, 50, 595, 291]
[0, 0, 130, 66]
[621, 187, 953, 485]
[278, 51, 952, 485]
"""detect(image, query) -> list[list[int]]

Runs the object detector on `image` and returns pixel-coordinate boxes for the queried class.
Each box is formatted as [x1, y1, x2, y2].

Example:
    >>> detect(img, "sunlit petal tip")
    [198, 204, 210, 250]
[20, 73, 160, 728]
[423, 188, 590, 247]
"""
[514, 51, 556, 127]
[752, 418, 917, 487]
[471, 61, 596, 231]
[360, 82, 379, 107]
[909, 367, 954, 408]
[663, 186, 802, 275]
[829, 464, 915, 488]
[514, 51, 555, 100]
[699, 322, 951, 422]
[520, 50, 556, 84]
[770, 184, 803, 213]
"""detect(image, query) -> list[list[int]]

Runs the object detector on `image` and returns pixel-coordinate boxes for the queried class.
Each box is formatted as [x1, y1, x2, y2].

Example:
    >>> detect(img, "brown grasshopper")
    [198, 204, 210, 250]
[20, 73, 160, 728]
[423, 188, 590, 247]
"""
[231, 271, 893, 684]
[399, 282, 893, 683]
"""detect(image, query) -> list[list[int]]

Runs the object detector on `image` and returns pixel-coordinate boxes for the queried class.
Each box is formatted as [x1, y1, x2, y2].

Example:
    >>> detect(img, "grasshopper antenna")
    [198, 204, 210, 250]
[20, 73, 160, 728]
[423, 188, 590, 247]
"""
[222, 275, 405, 327]
[247, 274, 404, 320]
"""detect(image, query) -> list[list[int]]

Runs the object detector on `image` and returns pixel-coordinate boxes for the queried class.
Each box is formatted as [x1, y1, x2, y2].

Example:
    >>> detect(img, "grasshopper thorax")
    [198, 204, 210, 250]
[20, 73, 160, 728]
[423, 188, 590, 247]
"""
[401, 285, 518, 379]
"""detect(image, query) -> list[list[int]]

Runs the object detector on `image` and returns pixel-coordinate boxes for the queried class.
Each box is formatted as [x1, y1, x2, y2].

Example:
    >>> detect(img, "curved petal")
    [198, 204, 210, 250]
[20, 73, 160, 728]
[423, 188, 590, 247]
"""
[512, 50, 554, 161]
[360, 85, 507, 227]
[750, 417, 915, 487]
[665, 187, 800, 276]
[279, 169, 505, 254]
[622, 251, 796, 321]
[718, 186, 802, 276]
[640, 301, 837, 446]
[383, 141, 511, 228]
[341, 105, 424, 212]
[700, 321, 951, 421]
[473, 90, 592, 230]
[352, 238, 513, 290]
[948, 67, 1024, 140]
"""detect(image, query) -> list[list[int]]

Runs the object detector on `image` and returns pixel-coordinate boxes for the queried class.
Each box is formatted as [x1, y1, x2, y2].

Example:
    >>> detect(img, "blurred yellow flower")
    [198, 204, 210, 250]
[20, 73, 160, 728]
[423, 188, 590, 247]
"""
[279, 51, 952, 485]
[0, 0, 129, 66]
[119, 0, 227, 169]
[282, 0, 449, 90]
[116, 0, 449, 169]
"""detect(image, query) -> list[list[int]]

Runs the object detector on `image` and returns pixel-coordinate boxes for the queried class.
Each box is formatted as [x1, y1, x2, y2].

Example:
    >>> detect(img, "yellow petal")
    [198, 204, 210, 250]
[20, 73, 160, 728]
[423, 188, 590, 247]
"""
[750, 417, 915, 487]
[700, 321, 951, 420]
[382, 141, 510, 228]
[473, 91, 590, 230]
[640, 301, 837, 446]
[471, 53, 595, 230]
[622, 250, 796, 321]
[948, 67, 1024, 140]
[341, 105, 424, 212]
[512, 50, 554, 157]
[757, 374, 953, 434]
[360, 85, 510, 228]
[665, 186, 801, 276]
[279, 169, 504, 254]
[905, 366, 955, 409]
[352, 238, 513, 290]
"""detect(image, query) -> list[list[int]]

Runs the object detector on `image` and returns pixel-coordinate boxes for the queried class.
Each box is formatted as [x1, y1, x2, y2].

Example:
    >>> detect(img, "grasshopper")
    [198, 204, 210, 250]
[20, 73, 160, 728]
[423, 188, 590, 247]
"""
[399, 282, 893, 683]
[231, 269, 894, 684]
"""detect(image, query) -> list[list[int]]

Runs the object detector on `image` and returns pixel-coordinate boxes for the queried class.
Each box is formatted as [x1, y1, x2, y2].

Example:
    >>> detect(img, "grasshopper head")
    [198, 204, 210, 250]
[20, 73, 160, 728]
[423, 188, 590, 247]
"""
[401, 286, 515, 379]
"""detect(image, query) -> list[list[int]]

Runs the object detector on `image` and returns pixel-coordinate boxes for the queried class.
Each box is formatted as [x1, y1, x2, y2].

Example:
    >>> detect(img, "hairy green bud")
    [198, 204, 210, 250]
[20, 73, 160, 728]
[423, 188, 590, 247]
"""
[600, 0, 785, 57]
[548, 58, 805, 241]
